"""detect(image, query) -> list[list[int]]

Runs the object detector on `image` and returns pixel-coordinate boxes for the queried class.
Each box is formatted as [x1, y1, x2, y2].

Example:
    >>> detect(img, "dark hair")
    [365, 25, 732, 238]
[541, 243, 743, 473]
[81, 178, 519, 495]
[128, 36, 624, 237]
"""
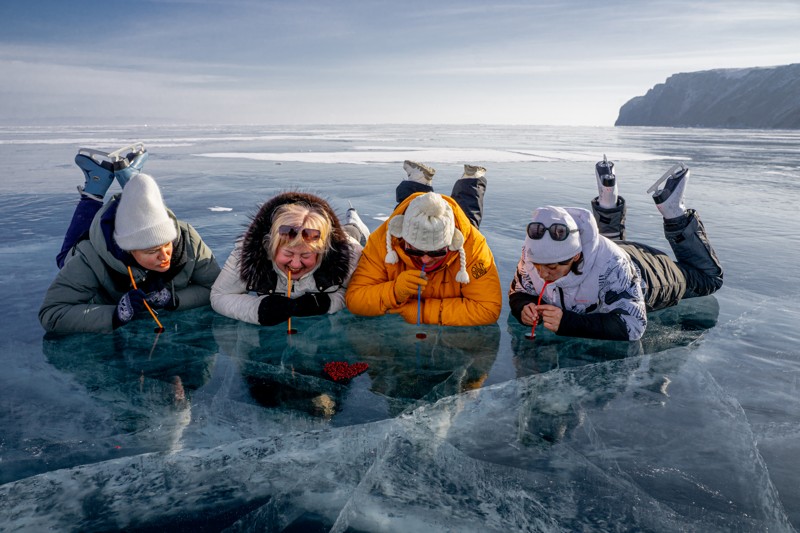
[569, 253, 584, 275]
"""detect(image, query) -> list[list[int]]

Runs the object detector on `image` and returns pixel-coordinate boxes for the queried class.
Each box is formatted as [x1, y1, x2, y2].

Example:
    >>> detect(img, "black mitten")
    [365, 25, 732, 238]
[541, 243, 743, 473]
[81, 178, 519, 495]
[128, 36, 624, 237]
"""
[291, 293, 332, 317]
[113, 289, 147, 329]
[257, 295, 292, 326]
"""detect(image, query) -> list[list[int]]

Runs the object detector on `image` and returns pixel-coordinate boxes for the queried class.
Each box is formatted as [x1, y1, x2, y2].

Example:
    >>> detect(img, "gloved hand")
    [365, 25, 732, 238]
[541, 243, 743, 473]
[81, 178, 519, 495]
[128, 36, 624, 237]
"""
[113, 289, 147, 329]
[139, 277, 178, 311]
[145, 286, 176, 310]
[257, 295, 292, 326]
[292, 293, 332, 317]
[393, 269, 427, 304]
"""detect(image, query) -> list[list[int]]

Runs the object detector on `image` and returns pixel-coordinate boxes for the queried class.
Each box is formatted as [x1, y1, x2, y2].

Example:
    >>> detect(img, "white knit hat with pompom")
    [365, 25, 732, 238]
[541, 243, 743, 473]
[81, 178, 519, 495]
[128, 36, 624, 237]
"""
[384, 192, 469, 283]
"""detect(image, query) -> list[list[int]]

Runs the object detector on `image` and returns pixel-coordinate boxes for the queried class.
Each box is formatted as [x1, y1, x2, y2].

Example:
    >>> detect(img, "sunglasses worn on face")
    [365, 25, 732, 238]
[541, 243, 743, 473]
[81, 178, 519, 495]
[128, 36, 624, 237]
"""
[278, 225, 321, 242]
[527, 222, 578, 241]
[404, 246, 448, 258]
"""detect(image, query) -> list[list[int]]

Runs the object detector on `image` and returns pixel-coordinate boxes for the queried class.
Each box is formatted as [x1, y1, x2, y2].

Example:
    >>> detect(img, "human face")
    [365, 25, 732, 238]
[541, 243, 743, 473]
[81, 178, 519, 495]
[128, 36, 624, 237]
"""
[275, 243, 320, 279]
[533, 254, 579, 282]
[131, 242, 173, 272]
[403, 242, 450, 270]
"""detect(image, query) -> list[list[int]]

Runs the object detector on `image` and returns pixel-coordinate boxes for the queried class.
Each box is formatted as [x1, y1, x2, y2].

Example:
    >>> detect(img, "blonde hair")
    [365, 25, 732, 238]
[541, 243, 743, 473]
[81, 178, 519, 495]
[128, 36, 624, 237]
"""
[266, 202, 332, 260]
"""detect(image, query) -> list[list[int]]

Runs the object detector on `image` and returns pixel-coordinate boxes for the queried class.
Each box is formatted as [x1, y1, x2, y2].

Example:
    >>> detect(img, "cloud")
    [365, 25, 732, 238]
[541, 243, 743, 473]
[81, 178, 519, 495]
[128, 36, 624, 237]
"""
[1, 0, 798, 125]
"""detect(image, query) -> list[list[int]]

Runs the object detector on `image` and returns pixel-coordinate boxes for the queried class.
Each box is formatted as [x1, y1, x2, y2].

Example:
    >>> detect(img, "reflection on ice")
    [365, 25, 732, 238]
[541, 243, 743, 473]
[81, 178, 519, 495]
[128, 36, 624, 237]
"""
[3, 336, 793, 532]
[4, 125, 800, 531]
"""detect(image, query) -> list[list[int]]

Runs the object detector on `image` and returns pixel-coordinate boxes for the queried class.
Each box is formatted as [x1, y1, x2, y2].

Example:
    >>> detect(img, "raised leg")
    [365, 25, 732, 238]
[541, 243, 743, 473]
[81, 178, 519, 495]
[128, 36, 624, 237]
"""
[450, 164, 486, 229]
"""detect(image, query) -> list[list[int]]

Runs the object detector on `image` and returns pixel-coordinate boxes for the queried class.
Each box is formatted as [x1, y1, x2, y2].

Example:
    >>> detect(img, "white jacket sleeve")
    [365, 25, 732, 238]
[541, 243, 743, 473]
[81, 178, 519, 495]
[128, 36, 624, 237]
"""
[210, 244, 263, 325]
[326, 237, 363, 314]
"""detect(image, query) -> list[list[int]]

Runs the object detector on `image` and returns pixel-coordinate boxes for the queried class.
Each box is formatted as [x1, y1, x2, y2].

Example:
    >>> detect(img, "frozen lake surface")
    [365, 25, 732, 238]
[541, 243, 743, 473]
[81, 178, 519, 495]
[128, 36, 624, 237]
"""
[1, 124, 799, 531]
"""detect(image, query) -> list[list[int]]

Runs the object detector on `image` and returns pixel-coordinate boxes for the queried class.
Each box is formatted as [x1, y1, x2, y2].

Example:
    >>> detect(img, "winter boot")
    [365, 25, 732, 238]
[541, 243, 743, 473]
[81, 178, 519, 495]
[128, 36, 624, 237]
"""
[461, 164, 486, 180]
[403, 160, 435, 185]
[111, 142, 148, 188]
[595, 155, 618, 209]
[649, 162, 689, 220]
[75, 148, 115, 198]
[343, 202, 370, 244]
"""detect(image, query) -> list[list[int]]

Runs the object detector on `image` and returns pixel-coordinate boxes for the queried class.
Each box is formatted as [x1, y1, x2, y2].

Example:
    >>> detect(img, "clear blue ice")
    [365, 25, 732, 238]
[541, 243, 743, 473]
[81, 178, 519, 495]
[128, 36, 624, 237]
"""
[1, 125, 799, 531]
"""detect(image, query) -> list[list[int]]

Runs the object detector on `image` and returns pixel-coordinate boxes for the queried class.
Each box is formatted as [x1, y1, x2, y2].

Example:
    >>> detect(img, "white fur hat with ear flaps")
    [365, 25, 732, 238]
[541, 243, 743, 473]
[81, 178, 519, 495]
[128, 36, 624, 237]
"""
[384, 192, 470, 284]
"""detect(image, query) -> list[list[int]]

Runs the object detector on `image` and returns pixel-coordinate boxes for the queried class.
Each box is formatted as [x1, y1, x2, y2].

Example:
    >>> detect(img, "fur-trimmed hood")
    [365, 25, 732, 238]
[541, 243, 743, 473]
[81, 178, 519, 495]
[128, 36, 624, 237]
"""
[239, 191, 354, 293]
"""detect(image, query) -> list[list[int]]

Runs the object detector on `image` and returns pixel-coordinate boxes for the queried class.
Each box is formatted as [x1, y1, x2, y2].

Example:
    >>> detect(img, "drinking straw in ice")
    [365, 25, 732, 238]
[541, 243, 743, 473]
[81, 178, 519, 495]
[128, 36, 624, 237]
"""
[287, 270, 297, 335]
[525, 281, 549, 340]
[416, 265, 427, 340]
[127, 266, 165, 333]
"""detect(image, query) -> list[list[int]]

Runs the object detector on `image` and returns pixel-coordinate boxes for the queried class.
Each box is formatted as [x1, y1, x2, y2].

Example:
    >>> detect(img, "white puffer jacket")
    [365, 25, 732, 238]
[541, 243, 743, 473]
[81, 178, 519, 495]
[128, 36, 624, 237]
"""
[211, 238, 361, 325]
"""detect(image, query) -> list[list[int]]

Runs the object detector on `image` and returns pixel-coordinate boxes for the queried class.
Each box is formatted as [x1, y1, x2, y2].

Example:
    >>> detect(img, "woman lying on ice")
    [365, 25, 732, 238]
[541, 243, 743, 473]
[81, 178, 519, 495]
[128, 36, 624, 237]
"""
[210, 192, 367, 325]
[40, 144, 221, 334]
[508, 157, 724, 341]
[345, 161, 502, 326]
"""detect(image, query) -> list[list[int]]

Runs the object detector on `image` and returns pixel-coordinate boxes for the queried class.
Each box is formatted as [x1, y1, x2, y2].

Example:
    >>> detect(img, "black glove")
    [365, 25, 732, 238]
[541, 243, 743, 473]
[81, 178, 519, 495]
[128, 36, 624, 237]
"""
[292, 293, 331, 317]
[113, 289, 147, 329]
[257, 295, 292, 326]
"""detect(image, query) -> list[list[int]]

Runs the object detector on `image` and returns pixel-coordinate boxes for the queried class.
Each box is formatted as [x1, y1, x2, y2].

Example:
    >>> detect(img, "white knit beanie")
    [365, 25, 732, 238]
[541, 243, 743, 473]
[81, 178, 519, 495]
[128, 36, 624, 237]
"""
[385, 192, 470, 283]
[113, 173, 178, 251]
[525, 206, 582, 264]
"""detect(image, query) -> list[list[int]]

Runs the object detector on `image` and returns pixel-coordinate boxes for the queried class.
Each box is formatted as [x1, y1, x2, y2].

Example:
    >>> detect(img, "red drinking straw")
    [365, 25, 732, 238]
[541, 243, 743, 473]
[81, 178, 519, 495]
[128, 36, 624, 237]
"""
[528, 280, 550, 340]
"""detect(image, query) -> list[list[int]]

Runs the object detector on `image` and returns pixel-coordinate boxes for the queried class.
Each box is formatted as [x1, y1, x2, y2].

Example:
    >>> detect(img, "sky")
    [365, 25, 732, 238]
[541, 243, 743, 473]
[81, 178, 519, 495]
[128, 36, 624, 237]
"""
[1, 0, 798, 127]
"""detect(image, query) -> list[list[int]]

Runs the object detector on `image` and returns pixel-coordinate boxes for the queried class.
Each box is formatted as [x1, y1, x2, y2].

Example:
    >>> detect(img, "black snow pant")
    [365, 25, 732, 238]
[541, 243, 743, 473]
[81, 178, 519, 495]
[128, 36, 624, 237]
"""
[396, 174, 487, 229]
[591, 198, 724, 312]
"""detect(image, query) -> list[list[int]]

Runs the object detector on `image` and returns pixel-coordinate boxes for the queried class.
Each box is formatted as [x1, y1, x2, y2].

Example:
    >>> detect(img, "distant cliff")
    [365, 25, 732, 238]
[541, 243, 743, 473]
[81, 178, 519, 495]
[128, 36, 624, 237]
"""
[615, 64, 800, 129]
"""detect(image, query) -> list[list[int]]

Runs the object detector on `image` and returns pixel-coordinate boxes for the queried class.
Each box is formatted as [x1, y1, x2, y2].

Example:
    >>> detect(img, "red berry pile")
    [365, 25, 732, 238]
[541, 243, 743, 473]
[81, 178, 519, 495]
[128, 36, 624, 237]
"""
[323, 361, 369, 382]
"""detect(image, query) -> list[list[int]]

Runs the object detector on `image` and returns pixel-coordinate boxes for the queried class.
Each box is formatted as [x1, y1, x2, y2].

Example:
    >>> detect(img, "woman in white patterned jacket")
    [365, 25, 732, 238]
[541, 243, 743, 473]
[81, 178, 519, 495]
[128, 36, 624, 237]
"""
[508, 159, 723, 341]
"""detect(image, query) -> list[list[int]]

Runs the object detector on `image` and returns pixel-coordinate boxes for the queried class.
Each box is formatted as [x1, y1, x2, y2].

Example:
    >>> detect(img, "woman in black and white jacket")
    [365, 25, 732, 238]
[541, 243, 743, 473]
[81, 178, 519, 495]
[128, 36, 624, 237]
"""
[509, 160, 723, 341]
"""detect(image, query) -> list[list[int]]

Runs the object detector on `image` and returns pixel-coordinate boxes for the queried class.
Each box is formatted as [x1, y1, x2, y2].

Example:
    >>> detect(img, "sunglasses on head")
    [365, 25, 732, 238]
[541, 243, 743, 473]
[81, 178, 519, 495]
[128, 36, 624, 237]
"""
[404, 246, 449, 258]
[527, 221, 578, 241]
[278, 225, 321, 242]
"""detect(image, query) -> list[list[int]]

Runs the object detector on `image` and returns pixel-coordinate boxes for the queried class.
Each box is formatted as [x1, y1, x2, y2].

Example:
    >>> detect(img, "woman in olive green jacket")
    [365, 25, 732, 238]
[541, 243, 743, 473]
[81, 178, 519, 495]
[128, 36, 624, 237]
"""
[40, 173, 220, 334]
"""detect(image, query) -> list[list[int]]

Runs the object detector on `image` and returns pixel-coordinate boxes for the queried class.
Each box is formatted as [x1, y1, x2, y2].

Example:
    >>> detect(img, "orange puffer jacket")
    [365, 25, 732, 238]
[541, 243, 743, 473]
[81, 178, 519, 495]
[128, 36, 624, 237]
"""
[345, 193, 501, 326]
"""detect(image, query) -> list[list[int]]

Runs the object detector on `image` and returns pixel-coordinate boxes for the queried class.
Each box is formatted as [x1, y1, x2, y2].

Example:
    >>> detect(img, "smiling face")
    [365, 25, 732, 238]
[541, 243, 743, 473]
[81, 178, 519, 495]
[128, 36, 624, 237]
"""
[131, 242, 173, 272]
[267, 202, 331, 277]
[275, 242, 320, 279]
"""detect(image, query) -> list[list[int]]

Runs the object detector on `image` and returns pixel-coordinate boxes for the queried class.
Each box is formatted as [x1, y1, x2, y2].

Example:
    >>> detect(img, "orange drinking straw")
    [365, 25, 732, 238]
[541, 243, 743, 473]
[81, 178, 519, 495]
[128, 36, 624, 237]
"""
[127, 266, 165, 332]
[287, 270, 293, 334]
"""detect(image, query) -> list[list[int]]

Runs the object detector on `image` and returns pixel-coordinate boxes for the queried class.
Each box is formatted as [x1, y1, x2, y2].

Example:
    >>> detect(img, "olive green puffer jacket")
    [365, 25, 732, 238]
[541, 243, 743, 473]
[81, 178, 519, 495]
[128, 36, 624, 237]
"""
[39, 194, 220, 334]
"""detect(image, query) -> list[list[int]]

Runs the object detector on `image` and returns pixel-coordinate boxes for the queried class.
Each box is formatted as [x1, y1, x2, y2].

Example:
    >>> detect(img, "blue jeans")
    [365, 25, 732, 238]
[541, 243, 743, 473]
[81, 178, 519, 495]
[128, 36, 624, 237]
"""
[56, 197, 102, 268]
